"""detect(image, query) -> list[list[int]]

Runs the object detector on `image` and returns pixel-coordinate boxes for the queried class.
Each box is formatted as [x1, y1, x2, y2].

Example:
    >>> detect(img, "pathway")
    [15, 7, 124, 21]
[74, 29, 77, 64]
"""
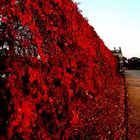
[125, 70, 140, 139]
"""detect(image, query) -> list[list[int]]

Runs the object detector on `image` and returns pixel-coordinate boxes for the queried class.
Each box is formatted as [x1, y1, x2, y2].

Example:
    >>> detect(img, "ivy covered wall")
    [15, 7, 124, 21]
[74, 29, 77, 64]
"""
[0, 0, 126, 139]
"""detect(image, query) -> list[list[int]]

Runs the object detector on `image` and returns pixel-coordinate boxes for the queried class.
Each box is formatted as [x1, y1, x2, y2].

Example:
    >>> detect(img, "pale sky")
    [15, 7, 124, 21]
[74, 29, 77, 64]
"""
[74, 0, 140, 58]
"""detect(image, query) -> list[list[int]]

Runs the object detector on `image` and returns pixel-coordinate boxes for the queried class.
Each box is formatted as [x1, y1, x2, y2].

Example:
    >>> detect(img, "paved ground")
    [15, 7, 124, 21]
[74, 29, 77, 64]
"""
[125, 70, 140, 139]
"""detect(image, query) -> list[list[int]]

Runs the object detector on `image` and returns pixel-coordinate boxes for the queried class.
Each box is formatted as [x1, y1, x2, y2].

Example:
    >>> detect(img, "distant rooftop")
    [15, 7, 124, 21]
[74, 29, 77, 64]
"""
[111, 47, 122, 53]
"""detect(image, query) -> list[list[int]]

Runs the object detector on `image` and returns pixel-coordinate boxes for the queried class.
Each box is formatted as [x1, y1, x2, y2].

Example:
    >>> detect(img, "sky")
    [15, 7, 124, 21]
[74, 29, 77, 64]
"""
[74, 0, 140, 58]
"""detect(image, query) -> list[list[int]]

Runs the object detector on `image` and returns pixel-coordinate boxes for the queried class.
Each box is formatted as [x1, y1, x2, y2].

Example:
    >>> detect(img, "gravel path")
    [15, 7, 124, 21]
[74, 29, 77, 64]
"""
[125, 70, 140, 139]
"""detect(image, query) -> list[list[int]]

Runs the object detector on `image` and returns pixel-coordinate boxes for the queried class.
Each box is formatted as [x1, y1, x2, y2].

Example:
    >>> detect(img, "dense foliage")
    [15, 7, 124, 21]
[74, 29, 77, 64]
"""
[127, 57, 140, 69]
[0, 0, 126, 139]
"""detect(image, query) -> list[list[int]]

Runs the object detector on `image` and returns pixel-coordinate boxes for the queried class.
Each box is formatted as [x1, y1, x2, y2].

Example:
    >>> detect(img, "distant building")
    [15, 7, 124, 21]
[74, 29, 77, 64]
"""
[111, 47, 124, 73]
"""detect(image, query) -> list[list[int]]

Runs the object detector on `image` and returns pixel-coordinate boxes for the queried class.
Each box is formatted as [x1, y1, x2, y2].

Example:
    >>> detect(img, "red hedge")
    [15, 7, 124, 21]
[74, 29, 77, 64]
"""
[0, 0, 126, 139]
